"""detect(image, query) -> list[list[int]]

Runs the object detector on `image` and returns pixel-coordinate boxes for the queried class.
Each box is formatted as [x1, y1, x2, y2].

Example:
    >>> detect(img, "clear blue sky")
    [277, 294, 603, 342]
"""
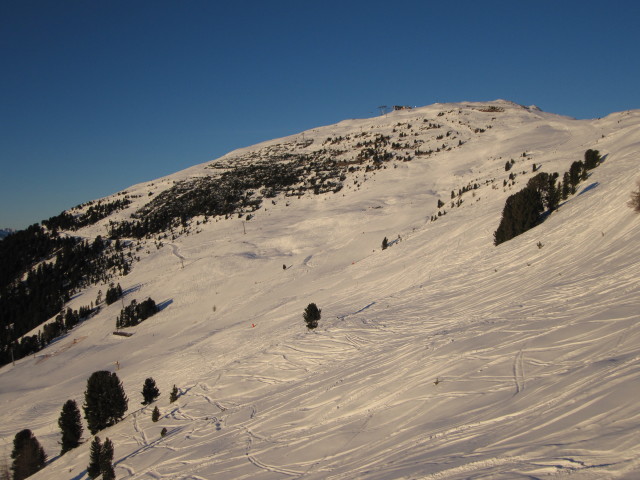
[2, 0, 639, 230]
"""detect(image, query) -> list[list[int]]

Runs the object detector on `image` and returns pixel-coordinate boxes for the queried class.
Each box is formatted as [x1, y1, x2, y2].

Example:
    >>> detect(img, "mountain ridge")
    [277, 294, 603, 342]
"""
[47, 99, 615, 239]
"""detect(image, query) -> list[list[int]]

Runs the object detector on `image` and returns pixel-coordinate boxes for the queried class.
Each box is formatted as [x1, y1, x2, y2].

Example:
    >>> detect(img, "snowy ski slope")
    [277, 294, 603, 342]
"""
[1, 100, 639, 479]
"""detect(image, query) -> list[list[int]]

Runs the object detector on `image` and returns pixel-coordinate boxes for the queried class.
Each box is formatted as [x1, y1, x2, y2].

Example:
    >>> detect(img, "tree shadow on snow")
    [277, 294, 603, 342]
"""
[157, 299, 173, 311]
[578, 182, 599, 196]
[122, 283, 143, 297]
[70, 470, 87, 480]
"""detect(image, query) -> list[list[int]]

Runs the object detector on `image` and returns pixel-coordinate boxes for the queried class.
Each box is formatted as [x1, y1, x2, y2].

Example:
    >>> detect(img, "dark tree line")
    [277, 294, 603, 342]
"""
[0, 224, 66, 288]
[40, 305, 96, 345]
[42, 197, 131, 232]
[106, 147, 392, 239]
[494, 149, 601, 245]
[0, 230, 133, 366]
[102, 133, 414, 241]
[108, 161, 307, 238]
[3, 303, 99, 369]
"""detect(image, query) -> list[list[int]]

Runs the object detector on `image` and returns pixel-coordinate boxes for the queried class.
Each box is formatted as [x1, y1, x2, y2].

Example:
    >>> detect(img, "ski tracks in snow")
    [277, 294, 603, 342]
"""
[245, 431, 304, 477]
[512, 348, 526, 395]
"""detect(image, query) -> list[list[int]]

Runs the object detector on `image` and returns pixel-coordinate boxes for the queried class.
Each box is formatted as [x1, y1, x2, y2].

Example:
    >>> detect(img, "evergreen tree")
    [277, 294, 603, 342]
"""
[58, 399, 83, 455]
[84, 371, 129, 434]
[11, 429, 46, 480]
[303, 303, 321, 330]
[152, 406, 160, 422]
[169, 385, 179, 403]
[569, 160, 584, 193]
[87, 436, 102, 479]
[527, 172, 560, 211]
[100, 438, 115, 480]
[561, 172, 571, 200]
[584, 149, 601, 170]
[381, 237, 388, 250]
[141, 377, 160, 405]
[545, 173, 561, 211]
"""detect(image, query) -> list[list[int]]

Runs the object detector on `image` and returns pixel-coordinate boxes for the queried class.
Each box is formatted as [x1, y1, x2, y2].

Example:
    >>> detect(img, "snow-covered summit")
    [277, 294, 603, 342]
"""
[2, 100, 640, 479]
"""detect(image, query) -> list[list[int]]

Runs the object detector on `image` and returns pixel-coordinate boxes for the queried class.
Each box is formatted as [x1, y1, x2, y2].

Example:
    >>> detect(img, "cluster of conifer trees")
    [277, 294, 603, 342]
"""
[8, 373, 179, 478]
[116, 298, 158, 328]
[104, 283, 123, 305]
[494, 149, 601, 245]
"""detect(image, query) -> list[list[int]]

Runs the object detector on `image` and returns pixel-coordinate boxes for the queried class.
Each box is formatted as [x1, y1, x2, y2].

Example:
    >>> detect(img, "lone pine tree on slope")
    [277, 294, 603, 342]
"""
[170, 384, 179, 403]
[303, 303, 321, 330]
[141, 377, 160, 405]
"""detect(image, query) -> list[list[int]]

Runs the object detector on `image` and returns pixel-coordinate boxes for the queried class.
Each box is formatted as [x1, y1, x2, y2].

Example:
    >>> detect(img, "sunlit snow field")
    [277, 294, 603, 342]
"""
[2, 101, 639, 479]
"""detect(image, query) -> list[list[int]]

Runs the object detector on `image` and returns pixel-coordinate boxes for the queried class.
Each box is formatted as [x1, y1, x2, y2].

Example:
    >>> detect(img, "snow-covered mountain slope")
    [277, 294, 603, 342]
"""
[2, 100, 640, 479]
